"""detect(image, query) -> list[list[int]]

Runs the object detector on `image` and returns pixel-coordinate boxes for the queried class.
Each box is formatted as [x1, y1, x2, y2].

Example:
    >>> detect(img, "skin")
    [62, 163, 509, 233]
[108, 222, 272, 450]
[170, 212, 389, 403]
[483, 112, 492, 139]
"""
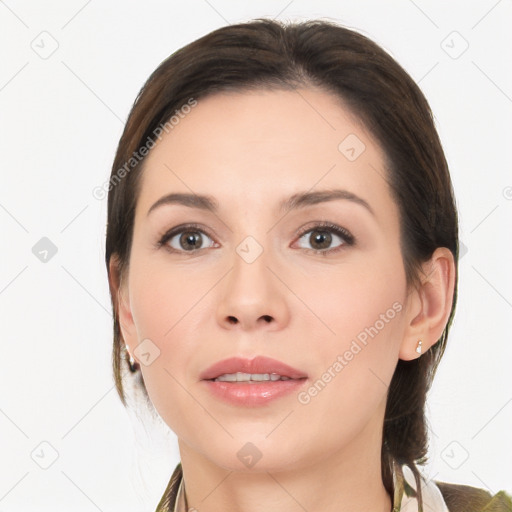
[110, 87, 455, 512]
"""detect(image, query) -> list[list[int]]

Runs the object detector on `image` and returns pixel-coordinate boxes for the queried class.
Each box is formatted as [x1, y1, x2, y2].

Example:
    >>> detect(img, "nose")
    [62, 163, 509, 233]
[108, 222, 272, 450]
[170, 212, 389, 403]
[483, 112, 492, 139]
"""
[215, 242, 290, 331]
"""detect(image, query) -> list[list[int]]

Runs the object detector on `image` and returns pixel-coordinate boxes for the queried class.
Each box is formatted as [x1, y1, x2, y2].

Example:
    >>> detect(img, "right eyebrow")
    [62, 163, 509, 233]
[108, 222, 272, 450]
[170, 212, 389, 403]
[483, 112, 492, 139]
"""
[147, 193, 219, 216]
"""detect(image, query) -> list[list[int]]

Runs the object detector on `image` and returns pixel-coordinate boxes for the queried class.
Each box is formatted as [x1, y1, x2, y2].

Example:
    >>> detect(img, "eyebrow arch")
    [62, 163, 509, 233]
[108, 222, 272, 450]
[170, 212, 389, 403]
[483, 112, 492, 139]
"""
[279, 189, 375, 216]
[146, 189, 375, 217]
[147, 193, 219, 216]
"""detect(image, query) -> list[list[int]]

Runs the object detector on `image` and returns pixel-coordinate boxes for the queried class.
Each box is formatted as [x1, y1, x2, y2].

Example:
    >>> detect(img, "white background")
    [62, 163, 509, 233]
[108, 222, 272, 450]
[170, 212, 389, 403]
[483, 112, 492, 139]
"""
[0, 0, 511, 510]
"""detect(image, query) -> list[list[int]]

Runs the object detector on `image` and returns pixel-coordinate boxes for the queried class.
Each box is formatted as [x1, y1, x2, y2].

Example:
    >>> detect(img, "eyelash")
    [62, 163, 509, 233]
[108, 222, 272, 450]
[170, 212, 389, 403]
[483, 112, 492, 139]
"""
[295, 222, 355, 255]
[156, 221, 355, 256]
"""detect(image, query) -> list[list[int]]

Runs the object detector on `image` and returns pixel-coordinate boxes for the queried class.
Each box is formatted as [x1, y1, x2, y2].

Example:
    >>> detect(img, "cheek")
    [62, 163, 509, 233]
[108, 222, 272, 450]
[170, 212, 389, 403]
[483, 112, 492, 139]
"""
[129, 255, 212, 341]
[294, 254, 405, 348]
[290, 272, 405, 456]
[294, 253, 406, 400]
[126, 256, 217, 428]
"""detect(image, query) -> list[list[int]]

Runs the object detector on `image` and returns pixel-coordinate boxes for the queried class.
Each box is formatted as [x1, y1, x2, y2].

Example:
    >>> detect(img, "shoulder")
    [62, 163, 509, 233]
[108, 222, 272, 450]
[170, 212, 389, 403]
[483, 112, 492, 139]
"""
[435, 481, 512, 512]
[397, 463, 511, 512]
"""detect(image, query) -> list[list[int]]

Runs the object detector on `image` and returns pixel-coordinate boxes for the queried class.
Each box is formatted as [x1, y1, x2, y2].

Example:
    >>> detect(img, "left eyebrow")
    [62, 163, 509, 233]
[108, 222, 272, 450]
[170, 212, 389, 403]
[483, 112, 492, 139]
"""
[278, 189, 375, 217]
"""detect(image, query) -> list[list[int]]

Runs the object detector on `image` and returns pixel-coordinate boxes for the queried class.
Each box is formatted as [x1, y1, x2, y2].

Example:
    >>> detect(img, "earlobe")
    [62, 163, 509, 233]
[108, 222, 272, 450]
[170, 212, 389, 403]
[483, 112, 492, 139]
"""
[399, 247, 456, 361]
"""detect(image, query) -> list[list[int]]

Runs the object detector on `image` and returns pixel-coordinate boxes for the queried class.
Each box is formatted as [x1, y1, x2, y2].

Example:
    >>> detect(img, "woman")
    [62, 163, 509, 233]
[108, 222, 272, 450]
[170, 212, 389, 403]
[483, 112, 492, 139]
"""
[105, 18, 511, 511]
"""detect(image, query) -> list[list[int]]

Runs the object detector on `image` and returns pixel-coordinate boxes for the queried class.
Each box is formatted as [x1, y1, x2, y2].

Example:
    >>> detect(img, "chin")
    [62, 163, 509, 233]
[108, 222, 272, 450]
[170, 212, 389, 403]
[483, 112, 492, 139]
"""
[198, 437, 310, 474]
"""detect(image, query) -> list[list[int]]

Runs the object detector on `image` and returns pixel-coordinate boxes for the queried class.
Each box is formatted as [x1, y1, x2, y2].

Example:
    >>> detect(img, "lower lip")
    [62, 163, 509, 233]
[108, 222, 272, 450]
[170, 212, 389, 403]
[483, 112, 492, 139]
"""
[202, 378, 307, 406]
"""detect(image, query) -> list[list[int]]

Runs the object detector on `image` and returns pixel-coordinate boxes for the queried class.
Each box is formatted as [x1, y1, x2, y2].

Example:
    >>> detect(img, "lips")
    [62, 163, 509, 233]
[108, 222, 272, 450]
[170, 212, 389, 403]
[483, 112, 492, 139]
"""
[199, 356, 308, 381]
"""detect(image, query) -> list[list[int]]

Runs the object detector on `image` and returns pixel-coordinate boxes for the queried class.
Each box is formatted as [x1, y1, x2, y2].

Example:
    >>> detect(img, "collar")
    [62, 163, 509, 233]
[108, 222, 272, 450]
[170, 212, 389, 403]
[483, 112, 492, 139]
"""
[392, 460, 449, 511]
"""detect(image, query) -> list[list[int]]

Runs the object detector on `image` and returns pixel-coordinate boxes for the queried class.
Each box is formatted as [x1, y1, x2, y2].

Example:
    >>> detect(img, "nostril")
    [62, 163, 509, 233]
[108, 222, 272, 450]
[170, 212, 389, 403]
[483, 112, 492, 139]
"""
[227, 316, 238, 324]
[262, 315, 272, 323]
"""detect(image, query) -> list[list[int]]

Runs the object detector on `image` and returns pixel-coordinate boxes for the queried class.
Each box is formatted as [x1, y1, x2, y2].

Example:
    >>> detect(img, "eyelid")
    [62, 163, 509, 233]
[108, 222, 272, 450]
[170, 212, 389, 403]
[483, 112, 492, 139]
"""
[294, 221, 355, 245]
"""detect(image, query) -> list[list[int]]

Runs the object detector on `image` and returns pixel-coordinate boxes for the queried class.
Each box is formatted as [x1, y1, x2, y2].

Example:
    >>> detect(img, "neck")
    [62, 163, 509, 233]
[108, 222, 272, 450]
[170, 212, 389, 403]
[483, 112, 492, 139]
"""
[176, 404, 392, 512]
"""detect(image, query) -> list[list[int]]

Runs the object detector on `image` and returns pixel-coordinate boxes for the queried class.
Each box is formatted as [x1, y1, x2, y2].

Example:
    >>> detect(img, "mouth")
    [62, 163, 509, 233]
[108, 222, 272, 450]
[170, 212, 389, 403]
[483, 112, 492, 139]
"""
[199, 356, 308, 406]
[199, 355, 308, 382]
[208, 372, 303, 382]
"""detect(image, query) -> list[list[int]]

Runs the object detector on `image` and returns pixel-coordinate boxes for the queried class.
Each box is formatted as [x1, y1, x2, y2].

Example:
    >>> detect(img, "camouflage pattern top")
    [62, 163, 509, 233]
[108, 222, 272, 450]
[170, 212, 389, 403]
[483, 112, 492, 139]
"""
[154, 461, 512, 512]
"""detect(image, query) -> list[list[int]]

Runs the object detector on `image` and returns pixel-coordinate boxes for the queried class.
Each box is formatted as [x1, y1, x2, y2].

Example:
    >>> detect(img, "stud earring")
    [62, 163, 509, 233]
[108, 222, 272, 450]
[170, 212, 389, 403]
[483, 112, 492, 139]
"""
[124, 344, 138, 372]
[415, 340, 423, 354]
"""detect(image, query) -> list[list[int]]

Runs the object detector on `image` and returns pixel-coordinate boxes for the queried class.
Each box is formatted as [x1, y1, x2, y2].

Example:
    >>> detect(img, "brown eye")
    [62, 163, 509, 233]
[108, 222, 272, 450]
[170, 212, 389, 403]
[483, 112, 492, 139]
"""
[177, 231, 205, 251]
[159, 225, 217, 253]
[295, 222, 354, 255]
[307, 230, 333, 250]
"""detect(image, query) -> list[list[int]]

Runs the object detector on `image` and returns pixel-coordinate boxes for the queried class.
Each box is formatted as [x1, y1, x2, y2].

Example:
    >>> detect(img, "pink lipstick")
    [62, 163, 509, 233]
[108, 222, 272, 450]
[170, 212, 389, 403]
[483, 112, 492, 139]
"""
[200, 356, 308, 406]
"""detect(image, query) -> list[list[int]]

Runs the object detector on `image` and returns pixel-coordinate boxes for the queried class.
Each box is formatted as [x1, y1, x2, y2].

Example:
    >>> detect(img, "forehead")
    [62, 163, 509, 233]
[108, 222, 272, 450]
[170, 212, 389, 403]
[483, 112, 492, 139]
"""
[135, 88, 394, 220]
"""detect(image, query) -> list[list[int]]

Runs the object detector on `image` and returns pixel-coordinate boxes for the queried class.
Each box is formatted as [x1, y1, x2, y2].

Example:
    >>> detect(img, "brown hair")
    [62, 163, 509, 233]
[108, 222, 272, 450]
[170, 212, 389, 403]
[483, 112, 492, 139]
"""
[105, 18, 459, 498]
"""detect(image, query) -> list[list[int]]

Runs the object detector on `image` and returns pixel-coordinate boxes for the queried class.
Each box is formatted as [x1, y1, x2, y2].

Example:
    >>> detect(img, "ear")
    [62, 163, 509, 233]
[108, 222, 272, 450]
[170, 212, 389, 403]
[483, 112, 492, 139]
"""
[399, 247, 456, 361]
[108, 255, 138, 358]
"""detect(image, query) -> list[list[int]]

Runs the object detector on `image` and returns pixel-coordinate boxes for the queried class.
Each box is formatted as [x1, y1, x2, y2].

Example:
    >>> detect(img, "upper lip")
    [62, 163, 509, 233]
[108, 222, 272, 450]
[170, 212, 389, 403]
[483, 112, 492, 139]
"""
[200, 356, 308, 380]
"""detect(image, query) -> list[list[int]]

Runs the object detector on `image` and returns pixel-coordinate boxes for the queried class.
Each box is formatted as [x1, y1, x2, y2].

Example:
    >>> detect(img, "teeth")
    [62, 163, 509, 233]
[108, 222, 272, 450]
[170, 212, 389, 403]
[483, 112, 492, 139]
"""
[213, 372, 292, 382]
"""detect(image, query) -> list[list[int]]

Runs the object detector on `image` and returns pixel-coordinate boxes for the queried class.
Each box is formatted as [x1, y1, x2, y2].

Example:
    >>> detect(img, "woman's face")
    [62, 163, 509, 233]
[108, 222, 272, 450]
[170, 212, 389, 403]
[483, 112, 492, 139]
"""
[118, 87, 414, 472]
